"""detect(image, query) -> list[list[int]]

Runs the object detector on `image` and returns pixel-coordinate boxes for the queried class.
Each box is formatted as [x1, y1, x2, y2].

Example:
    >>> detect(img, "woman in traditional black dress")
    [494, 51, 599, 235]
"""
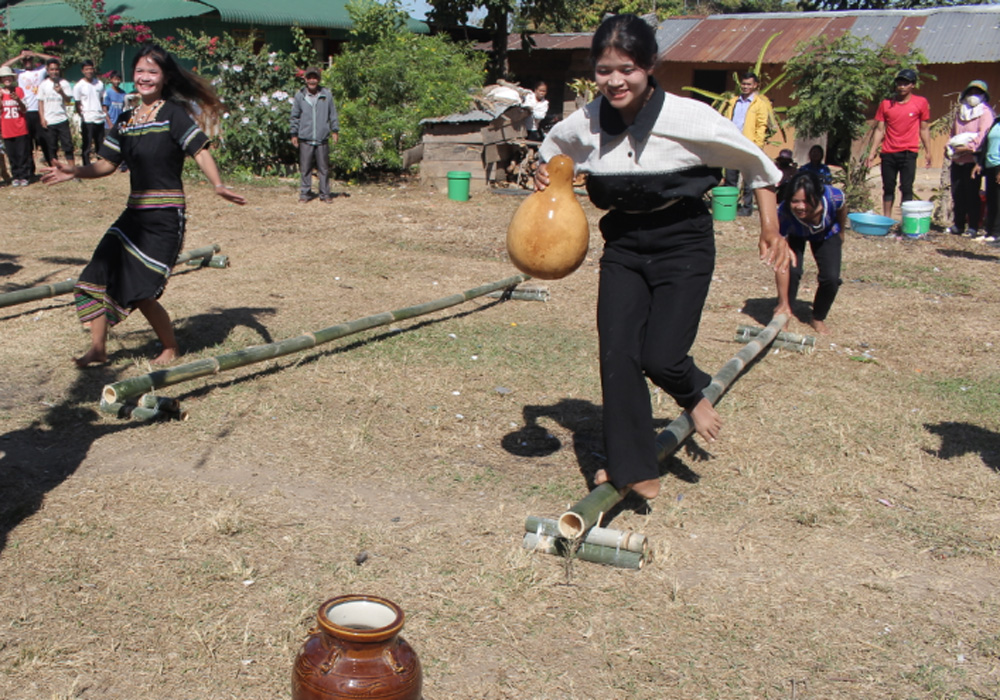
[42, 44, 246, 367]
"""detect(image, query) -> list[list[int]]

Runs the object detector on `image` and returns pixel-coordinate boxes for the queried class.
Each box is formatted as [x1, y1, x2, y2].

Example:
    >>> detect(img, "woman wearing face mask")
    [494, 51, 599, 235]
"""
[534, 14, 793, 501]
[947, 80, 993, 236]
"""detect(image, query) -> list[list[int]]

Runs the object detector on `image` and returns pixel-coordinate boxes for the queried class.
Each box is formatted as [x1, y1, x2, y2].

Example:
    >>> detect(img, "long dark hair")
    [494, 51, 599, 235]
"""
[590, 14, 659, 70]
[783, 171, 825, 209]
[132, 43, 223, 121]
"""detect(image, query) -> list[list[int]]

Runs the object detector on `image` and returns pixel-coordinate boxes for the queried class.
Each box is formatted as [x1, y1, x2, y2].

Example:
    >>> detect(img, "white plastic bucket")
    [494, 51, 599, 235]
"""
[901, 201, 933, 238]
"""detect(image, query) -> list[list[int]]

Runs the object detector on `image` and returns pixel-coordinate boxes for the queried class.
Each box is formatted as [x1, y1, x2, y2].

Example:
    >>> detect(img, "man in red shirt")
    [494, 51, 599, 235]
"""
[867, 68, 932, 218]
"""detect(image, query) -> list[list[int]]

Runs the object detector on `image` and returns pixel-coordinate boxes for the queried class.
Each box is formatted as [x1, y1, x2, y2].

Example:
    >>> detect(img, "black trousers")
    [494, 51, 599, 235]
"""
[45, 121, 74, 163]
[787, 234, 843, 321]
[80, 121, 105, 165]
[880, 150, 918, 203]
[26, 111, 50, 173]
[597, 202, 715, 489]
[3, 135, 32, 181]
[984, 166, 1000, 237]
[950, 161, 983, 231]
[723, 168, 754, 209]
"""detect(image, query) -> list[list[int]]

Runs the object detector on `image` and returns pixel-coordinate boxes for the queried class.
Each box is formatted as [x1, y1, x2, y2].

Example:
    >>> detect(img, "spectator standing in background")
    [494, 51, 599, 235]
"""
[73, 60, 106, 165]
[290, 66, 339, 203]
[723, 72, 773, 216]
[946, 80, 993, 236]
[1, 66, 32, 186]
[523, 80, 549, 142]
[38, 58, 74, 166]
[798, 145, 832, 185]
[866, 68, 931, 218]
[1, 50, 56, 174]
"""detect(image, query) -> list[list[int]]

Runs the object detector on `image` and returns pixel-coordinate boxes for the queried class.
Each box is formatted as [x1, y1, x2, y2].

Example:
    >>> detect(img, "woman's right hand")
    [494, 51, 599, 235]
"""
[40, 160, 77, 185]
[534, 161, 550, 191]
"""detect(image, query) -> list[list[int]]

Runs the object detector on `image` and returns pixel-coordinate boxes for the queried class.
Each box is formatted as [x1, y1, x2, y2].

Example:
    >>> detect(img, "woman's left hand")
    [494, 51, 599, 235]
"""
[40, 160, 77, 185]
[215, 185, 246, 205]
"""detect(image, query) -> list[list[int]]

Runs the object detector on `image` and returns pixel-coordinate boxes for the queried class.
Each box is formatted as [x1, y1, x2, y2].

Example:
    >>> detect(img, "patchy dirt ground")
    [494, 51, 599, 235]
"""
[1, 169, 998, 700]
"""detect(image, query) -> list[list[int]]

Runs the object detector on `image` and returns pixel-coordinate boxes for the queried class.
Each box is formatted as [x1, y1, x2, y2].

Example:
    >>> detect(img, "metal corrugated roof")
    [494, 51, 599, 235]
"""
[5, 0, 212, 31]
[502, 7, 1000, 66]
[913, 9, 1000, 64]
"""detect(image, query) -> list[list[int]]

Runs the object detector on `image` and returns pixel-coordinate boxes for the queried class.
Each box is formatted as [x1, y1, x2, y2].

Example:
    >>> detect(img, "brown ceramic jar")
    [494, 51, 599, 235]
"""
[292, 595, 422, 700]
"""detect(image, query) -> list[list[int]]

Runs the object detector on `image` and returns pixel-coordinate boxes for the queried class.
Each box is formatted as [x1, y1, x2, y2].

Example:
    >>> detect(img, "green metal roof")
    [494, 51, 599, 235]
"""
[3, 0, 428, 32]
[5, 0, 213, 30]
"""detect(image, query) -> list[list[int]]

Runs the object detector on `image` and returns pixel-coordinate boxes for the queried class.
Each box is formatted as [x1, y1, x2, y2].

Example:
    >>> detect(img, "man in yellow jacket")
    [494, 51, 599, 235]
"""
[723, 72, 773, 216]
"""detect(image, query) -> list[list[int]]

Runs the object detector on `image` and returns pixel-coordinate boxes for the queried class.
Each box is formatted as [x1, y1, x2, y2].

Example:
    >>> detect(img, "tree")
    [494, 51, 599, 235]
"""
[428, 0, 575, 80]
[329, 0, 484, 177]
[783, 33, 927, 209]
[62, 0, 154, 66]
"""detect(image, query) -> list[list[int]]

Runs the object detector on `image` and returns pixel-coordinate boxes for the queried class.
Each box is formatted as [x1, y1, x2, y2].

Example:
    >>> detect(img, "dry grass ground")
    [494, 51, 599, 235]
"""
[0, 169, 998, 700]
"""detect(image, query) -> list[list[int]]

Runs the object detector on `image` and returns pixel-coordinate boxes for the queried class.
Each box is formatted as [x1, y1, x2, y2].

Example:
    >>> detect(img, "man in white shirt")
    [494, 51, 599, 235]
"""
[73, 60, 105, 164]
[1, 50, 57, 172]
[37, 58, 74, 165]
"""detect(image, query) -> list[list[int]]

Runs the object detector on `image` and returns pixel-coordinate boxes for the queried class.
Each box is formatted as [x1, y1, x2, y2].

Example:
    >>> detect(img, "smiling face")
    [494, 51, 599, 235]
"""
[739, 77, 758, 97]
[534, 83, 548, 101]
[133, 56, 165, 102]
[82, 64, 96, 80]
[594, 47, 652, 123]
[1, 75, 15, 91]
[789, 187, 822, 222]
[46, 62, 61, 80]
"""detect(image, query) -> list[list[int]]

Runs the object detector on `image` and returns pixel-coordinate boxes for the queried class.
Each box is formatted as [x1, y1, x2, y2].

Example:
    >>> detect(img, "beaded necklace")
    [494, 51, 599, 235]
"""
[126, 99, 164, 128]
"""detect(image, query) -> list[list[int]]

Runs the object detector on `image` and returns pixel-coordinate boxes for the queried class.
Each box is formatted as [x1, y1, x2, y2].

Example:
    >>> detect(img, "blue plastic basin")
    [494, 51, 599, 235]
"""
[848, 212, 897, 236]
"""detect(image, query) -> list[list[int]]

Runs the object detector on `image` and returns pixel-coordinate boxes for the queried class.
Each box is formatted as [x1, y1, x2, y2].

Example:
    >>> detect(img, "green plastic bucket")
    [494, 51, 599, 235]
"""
[711, 186, 739, 222]
[447, 171, 472, 202]
[900, 201, 932, 238]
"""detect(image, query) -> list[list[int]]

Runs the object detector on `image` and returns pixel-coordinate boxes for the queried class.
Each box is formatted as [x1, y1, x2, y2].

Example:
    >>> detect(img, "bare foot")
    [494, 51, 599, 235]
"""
[74, 347, 107, 368]
[150, 347, 180, 365]
[594, 468, 609, 486]
[628, 478, 660, 500]
[773, 303, 792, 327]
[687, 397, 722, 443]
[809, 318, 830, 335]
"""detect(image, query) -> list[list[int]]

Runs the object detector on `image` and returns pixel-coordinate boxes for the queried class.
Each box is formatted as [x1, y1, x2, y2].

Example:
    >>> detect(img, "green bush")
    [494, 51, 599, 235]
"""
[328, 0, 484, 178]
[169, 28, 317, 176]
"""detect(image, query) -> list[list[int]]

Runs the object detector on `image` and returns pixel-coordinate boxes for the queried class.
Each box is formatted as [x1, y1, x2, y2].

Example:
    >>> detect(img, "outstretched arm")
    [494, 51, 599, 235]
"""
[755, 186, 795, 275]
[42, 159, 118, 185]
[193, 148, 246, 205]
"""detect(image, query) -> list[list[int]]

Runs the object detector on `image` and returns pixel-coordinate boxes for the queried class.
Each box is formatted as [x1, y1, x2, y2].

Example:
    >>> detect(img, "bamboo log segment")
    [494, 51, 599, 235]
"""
[735, 324, 814, 353]
[522, 532, 645, 570]
[556, 314, 789, 539]
[0, 244, 222, 310]
[101, 273, 532, 410]
[486, 287, 550, 302]
[186, 254, 229, 269]
[524, 515, 648, 555]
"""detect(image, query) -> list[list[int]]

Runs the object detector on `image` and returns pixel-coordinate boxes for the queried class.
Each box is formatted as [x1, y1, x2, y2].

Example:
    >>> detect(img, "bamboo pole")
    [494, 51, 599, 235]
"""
[522, 532, 645, 570]
[0, 244, 221, 310]
[486, 288, 550, 302]
[102, 273, 532, 409]
[524, 515, 648, 555]
[557, 313, 789, 539]
[736, 324, 815, 347]
[186, 254, 229, 269]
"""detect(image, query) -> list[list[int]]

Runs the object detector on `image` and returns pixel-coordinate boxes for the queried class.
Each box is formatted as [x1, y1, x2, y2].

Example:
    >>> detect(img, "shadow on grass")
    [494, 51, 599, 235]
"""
[501, 398, 707, 519]
[0, 304, 283, 555]
[924, 421, 1000, 473]
[934, 248, 1000, 263]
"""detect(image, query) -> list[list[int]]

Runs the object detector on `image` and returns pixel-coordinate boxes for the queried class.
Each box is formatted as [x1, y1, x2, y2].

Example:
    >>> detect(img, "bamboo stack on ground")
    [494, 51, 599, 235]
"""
[556, 313, 789, 540]
[0, 244, 222, 310]
[521, 532, 645, 570]
[735, 324, 814, 353]
[101, 273, 532, 417]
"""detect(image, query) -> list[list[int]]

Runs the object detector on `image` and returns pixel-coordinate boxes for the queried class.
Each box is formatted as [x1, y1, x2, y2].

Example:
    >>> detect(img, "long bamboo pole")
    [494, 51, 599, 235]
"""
[102, 273, 532, 408]
[556, 313, 789, 539]
[0, 244, 221, 310]
[524, 515, 648, 555]
[522, 532, 645, 570]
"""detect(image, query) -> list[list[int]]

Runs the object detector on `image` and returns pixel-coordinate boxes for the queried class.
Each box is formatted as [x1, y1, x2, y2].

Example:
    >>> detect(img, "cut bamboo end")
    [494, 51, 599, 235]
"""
[525, 515, 648, 555]
[557, 511, 587, 539]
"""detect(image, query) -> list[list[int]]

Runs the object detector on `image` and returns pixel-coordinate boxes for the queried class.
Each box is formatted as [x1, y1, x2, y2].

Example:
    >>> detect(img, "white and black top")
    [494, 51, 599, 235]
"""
[540, 83, 781, 213]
